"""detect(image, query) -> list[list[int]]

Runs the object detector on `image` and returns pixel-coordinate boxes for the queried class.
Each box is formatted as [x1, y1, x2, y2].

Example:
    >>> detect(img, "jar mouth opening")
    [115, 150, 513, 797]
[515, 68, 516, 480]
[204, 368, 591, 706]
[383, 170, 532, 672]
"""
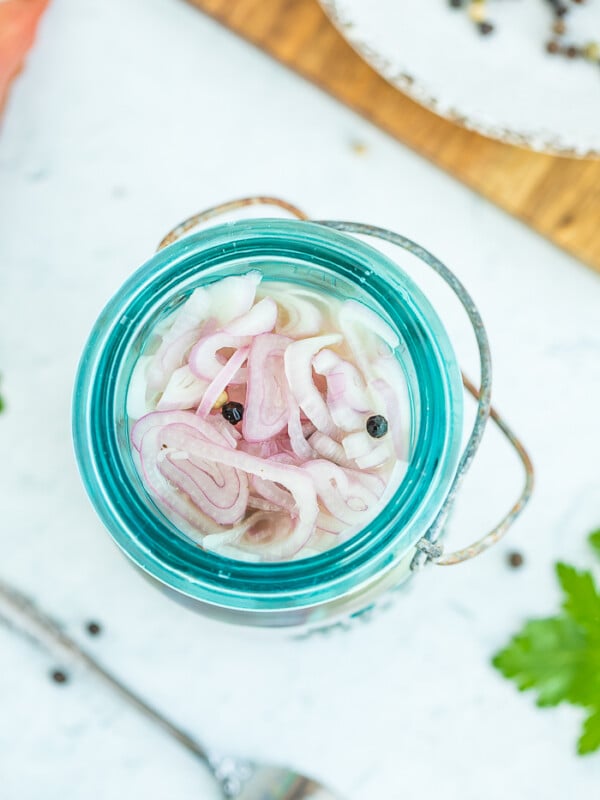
[73, 219, 463, 611]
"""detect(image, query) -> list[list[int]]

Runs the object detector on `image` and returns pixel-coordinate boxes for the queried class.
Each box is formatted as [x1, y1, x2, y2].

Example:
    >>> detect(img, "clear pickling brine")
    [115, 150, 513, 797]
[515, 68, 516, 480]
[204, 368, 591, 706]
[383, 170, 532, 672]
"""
[127, 271, 411, 561]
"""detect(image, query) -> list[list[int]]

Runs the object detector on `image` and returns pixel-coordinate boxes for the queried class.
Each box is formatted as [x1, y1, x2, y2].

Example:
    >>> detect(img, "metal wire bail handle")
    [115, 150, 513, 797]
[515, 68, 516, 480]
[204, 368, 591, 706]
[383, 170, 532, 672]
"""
[158, 197, 534, 568]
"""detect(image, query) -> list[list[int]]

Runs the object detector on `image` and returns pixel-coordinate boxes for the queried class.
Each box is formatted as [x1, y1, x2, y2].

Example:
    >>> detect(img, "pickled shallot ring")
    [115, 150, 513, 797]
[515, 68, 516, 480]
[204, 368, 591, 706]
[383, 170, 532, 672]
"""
[224, 297, 278, 337]
[370, 359, 410, 459]
[145, 286, 212, 392]
[205, 272, 262, 326]
[128, 266, 414, 560]
[131, 410, 234, 451]
[246, 496, 282, 513]
[147, 326, 205, 393]
[339, 300, 399, 349]
[341, 430, 374, 460]
[313, 349, 371, 432]
[156, 365, 209, 412]
[286, 390, 313, 459]
[302, 460, 384, 525]
[284, 334, 341, 435]
[188, 332, 251, 381]
[127, 355, 154, 419]
[355, 443, 391, 469]
[315, 511, 348, 535]
[308, 431, 355, 469]
[251, 474, 295, 512]
[136, 427, 225, 535]
[202, 510, 296, 559]
[202, 511, 273, 551]
[153, 423, 319, 557]
[196, 346, 250, 418]
[158, 449, 249, 526]
[259, 289, 322, 337]
[238, 439, 279, 458]
[243, 334, 291, 442]
[209, 414, 242, 448]
[161, 287, 210, 343]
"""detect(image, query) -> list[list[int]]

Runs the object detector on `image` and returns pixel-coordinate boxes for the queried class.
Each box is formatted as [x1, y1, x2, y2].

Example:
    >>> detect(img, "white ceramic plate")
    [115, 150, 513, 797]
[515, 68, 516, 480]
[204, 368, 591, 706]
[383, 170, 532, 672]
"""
[320, 0, 600, 156]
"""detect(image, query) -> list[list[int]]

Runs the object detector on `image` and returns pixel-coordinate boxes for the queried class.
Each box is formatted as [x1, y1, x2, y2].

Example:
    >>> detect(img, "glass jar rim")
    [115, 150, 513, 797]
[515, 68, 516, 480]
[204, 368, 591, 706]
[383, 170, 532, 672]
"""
[73, 218, 463, 612]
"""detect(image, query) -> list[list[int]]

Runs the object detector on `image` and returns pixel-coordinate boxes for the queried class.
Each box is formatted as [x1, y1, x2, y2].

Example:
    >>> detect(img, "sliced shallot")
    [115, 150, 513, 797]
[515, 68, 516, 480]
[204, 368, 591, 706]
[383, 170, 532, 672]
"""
[196, 346, 250, 418]
[354, 443, 392, 469]
[286, 390, 313, 460]
[224, 297, 278, 337]
[147, 326, 205, 394]
[341, 430, 376, 460]
[157, 365, 209, 411]
[243, 334, 291, 442]
[206, 271, 261, 325]
[370, 353, 412, 460]
[127, 356, 154, 420]
[148, 422, 319, 558]
[131, 409, 235, 451]
[303, 460, 384, 526]
[203, 510, 296, 559]
[128, 276, 411, 561]
[308, 431, 355, 469]
[261, 288, 323, 337]
[339, 300, 399, 349]
[158, 445, 249, 525]
[313, 349, 371, 431]
[188, 332, 251, 381]
[284, 334, 341, 435]
[136, 427, 229, 534]
[251, 474, 295, 512]
[162, 288, 211, 342]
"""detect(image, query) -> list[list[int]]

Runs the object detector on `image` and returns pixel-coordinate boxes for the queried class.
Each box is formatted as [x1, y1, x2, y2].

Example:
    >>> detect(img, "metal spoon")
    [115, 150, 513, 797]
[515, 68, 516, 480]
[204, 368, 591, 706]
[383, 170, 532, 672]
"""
[0, 578, 342, 799]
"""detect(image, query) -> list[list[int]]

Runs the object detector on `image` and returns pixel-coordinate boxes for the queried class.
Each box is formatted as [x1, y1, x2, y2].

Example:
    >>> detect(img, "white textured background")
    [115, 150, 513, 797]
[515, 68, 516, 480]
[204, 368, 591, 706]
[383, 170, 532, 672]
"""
[1, 1, 600, 798]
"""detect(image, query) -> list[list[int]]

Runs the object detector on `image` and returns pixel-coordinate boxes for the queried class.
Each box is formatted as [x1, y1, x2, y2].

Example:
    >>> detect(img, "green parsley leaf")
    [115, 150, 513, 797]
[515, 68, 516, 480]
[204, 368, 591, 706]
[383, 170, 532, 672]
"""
[556, 563, 600, 638]
[493, 536, 600, 755]
[492, 616, 592, 707]
[579, 710, 600, 755]
[590, 529, 600, 559]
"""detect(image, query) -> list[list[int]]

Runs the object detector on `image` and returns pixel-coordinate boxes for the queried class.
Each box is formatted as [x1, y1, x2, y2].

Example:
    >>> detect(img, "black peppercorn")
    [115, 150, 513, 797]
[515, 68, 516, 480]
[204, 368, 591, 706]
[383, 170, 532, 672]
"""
[478, 21, 494, 35]
[221, 401, 244, 425]
[566, 45, 579, 58]
[546, 40, 560, 53]
[366, 415, 388, 439]
[548, 0, 568, 16]
[86, 621, 102, 636]
[507, 551, 524, 569]
[51, 669, 68, 684]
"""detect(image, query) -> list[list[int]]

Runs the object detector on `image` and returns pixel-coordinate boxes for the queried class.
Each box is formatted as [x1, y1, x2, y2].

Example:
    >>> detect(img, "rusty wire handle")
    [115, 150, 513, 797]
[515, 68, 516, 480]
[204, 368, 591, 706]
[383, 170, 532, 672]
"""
[157, 196, 308, 250]
[157, 198, 533, 566]
[317, 221, 533, 567]
[436, 374, 534, 565]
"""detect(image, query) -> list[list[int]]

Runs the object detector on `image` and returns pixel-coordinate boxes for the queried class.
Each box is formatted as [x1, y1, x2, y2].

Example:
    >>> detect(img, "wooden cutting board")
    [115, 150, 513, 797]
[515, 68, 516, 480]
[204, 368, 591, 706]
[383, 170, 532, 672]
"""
[189, 0, 600, 273]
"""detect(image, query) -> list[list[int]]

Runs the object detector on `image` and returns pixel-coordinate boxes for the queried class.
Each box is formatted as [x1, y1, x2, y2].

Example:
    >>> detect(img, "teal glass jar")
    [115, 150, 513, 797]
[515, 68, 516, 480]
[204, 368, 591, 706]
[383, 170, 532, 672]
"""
[73, 203, 531, 628]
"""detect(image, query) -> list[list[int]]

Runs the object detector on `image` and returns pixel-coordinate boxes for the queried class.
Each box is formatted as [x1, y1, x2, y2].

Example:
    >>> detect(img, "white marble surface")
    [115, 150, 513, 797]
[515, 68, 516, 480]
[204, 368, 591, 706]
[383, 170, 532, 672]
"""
[1, 1, 600, 798]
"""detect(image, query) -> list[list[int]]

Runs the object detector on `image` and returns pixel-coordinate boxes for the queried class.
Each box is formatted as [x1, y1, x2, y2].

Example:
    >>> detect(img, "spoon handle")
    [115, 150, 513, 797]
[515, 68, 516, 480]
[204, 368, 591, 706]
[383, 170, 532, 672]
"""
[0, 577, 211, 764]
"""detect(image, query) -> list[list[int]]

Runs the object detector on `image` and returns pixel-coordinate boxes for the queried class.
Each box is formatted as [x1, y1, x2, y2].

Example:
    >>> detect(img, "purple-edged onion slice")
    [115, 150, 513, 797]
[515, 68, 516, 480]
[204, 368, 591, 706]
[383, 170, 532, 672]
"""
[243, 334, 291, 442]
